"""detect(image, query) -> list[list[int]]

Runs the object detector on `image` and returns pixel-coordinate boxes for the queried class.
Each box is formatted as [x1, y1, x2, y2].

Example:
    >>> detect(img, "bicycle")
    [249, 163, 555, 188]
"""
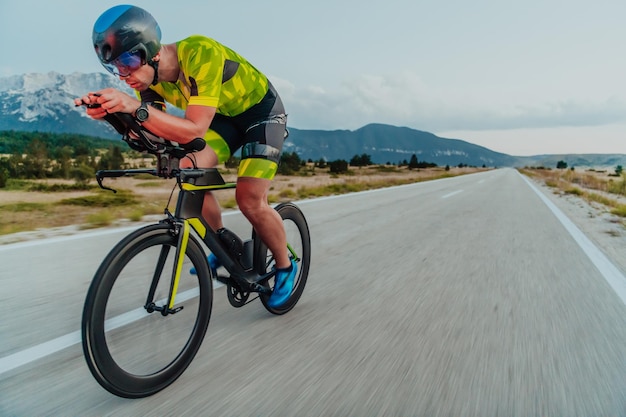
[79, 108, 311, 398]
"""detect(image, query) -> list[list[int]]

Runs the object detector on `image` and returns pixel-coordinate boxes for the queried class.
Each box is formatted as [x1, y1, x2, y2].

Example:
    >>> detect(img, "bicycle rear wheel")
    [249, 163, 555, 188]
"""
[256, 202, 311, 314]
[82, 223, 213, 398]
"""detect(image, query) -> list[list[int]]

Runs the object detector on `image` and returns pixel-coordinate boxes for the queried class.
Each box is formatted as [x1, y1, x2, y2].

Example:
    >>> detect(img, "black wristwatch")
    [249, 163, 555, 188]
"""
[135, 103, 149, 123]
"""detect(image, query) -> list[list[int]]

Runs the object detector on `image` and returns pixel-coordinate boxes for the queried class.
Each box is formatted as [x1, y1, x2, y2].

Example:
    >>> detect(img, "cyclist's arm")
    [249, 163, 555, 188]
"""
[133, 103, 216, 145]
[88, 88, 216, 145]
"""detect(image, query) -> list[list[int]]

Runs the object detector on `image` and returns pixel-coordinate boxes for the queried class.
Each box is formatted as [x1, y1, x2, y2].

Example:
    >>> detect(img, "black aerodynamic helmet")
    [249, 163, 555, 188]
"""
[92, 5, 162, 77]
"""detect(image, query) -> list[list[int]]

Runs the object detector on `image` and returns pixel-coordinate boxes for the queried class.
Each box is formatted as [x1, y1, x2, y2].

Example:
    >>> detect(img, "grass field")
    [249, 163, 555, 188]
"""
[0, 165, 485, 236]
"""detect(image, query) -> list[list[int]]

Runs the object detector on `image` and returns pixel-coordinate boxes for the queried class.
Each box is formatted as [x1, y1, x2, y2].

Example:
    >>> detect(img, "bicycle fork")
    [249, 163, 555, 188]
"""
[145, 220, 191, 316]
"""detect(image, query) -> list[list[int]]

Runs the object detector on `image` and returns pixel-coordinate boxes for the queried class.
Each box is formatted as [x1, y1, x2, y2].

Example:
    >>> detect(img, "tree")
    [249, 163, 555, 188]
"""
[349, 153, 372, 167]
[0, 159, 9, 188]
[616, 165, 623, 176]
[277, 151, 302, 175]
[74, 154, 95, 171]
[329, 159, 348, 174]
[23, 138, 49, 178]
[556, 160, 568, 169]
[71, 163, 94, 185]
[98, 145, 125, 170]
[7, 151, 24, 178]
[408, 154, 419, 170]
[54, 146, 73, 179]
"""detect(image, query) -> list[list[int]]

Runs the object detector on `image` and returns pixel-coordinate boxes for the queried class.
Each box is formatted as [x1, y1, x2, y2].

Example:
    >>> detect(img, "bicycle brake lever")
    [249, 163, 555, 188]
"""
[96, 171, 118, 193]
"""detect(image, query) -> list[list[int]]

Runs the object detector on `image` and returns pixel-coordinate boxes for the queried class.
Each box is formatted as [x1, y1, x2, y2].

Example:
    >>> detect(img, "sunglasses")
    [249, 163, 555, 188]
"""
[102, 50, 145, 77]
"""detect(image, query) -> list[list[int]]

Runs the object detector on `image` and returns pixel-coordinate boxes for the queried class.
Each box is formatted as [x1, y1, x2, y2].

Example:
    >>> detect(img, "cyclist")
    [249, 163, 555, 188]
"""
[75, 5, 295, 308]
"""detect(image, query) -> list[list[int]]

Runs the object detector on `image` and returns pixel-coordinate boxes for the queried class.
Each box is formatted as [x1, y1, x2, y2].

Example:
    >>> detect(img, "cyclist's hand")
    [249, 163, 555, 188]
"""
[95, 88, 141, 116]
[75, 93, 108, 120]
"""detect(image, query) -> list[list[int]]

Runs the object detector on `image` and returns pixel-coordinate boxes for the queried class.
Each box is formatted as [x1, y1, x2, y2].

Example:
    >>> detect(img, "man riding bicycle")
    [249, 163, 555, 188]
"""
[75, 4, 296, 308]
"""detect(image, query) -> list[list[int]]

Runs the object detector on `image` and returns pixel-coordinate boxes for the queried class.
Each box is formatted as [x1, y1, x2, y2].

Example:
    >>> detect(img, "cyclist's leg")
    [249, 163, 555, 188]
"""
[238, 157, 296, 307]
[236, 177, 289, 268]
[186, 117, 243, 275]
[235, 84, 290, 269]
[184, 125, 233, 232]
[257, 203, 310, 313]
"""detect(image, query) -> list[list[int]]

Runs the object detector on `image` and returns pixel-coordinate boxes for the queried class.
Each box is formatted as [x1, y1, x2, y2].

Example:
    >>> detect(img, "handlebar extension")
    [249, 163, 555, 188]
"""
[76, 98, 206, 156]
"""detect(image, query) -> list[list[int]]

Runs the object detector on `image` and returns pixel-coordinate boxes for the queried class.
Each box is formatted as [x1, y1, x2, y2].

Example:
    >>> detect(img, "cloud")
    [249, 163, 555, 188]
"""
[270, 72, 626, 132]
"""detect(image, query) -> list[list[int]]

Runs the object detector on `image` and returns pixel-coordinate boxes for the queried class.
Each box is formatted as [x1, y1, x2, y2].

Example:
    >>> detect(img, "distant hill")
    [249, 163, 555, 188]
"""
[1, 72, 625, 168]
[284, 124, 520, 167]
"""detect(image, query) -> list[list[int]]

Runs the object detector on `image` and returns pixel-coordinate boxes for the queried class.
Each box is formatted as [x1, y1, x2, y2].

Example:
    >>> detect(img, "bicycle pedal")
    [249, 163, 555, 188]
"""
[253, 284, 272, 295]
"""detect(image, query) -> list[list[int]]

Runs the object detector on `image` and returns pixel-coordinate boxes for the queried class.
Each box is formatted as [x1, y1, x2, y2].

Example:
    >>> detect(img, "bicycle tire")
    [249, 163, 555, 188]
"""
[82, 223, 213, 398]
[255, 203, 311, 315]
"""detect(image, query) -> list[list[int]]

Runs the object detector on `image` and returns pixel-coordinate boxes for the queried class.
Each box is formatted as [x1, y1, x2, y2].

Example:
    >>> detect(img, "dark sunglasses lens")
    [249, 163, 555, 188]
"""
[102, 51, 143, 76]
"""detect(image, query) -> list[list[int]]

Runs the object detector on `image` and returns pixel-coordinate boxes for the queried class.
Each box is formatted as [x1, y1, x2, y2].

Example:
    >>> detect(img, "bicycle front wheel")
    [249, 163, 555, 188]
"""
[82, 223, 213, 398]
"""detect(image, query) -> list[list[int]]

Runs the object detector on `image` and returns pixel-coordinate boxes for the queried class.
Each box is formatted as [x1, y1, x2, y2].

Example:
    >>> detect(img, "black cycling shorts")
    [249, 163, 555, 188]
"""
[205, 83, 287, 179]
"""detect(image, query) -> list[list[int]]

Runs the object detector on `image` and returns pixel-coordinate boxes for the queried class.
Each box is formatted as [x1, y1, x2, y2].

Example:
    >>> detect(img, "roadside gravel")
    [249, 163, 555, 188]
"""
[527, 176, 626, 277]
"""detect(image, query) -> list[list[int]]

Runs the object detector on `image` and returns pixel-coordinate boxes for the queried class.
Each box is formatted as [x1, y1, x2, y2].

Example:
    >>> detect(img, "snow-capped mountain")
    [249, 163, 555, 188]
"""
[0, 72, 132, 137]
[3, 72, 623, 167]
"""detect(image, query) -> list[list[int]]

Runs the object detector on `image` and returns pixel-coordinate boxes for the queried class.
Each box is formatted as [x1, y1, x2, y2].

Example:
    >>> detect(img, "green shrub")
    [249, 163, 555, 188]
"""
[136, 181, 163, 188]
[607, 176, 626, 197]
[58, 190, 137, 207]
[71, 164, 95, 185]
[28, 182, 94, 192]
[85, 211, 114, 228]
[587, 193, 615, 207]
[564, 187, 583, 196]
[279, 189, 296, 199]
[611, 205, 626, 218]
[0, 202, 48, 212]
[128, 209, 144, 222]
[2, 179, 32, 191]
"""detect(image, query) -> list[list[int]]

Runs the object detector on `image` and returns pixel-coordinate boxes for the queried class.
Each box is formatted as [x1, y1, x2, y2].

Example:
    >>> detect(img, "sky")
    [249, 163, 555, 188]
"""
[1, 0, 625, 156]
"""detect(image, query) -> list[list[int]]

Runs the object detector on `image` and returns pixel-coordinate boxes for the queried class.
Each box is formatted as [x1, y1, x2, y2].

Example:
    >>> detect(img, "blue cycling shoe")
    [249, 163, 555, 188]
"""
[267, 260, 298, 308]
[190, 253, 221, 276]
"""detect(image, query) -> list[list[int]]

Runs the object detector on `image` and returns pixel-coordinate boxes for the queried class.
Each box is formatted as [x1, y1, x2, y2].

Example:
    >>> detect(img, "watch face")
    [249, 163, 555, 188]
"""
[137, 106, 149, 122]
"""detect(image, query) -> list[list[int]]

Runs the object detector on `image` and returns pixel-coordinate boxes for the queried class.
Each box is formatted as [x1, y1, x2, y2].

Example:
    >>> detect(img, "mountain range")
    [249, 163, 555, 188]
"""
[1, 72, 624, 168]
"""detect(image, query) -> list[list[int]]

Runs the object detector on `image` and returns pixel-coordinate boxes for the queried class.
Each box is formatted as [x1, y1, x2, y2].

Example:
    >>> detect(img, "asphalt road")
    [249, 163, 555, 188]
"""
[1, 168, 625, 416]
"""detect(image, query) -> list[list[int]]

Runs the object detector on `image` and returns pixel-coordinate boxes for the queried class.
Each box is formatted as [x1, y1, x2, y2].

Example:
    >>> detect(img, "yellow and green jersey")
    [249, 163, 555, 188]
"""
[150, 35, 269, 117]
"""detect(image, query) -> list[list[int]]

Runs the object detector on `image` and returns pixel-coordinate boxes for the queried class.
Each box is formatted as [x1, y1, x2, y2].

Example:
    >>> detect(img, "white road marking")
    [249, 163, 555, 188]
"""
[441, 190, 463, 199]
[521, 173, 626, 306]
[0, 287, 202, 375]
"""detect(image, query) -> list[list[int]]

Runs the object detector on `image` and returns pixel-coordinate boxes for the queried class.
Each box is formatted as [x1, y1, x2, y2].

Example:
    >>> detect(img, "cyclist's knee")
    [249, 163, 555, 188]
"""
[236, 178, 270, 215]
[180, 146, 218, 168]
